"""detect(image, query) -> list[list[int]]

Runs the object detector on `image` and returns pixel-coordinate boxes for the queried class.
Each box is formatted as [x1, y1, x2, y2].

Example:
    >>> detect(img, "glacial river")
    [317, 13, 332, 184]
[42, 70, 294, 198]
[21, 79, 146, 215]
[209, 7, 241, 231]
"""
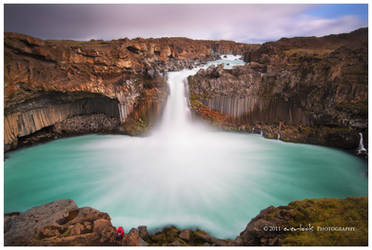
[4, 55, 368, 239]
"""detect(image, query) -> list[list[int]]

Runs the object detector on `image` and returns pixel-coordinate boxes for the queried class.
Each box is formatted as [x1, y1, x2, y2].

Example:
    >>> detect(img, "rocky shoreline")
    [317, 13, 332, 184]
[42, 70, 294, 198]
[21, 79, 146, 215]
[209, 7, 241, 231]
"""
[4, 197, 367, 246]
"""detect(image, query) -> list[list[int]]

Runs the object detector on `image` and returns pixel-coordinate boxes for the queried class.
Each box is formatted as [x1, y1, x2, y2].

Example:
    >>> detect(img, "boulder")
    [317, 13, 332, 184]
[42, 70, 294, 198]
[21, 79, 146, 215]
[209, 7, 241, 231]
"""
[179, 229, 191, 241]
[4, 199, 78, 245]
[169, 239, 186, 246]
[138, 225, 150, 241]
[193, 230, 213, 242]
[4, 199, 118, 246]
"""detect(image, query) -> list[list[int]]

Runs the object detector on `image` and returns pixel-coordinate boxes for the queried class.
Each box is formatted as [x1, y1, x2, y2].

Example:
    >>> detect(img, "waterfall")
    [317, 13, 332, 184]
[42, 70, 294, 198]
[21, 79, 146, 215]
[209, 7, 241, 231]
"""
[156, 54, 245, 135]
[156, 68, 201, 135]
[260, 130, 263, 136]
[277, 133, 280, 140]
[357, 132, 367, 154]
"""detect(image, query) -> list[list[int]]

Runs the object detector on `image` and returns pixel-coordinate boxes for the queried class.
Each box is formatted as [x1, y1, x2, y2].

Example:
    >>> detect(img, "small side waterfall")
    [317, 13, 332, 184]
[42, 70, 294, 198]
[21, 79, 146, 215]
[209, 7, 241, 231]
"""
[277, 133, 281, 140]
[357, 132, 367, 154]
[260, 130, 263, 136]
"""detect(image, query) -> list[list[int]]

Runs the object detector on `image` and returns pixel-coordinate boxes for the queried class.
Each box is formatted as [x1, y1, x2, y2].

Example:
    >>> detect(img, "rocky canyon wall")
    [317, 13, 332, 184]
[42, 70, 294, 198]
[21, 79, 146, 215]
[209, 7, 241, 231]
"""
[188, 28, 368, 152]
[4, 92, 121, 151]
[5, 29, 367, 153]
[4, 32, 255, 151]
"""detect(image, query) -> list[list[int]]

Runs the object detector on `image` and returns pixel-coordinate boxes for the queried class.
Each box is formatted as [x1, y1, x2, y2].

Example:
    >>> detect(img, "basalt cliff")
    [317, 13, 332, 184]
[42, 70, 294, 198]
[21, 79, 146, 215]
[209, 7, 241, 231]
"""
[4, 29, 367, 153]
[188, 28, 368, 154]
[4, 32, 257, 151]
[4, 197, 367, 246]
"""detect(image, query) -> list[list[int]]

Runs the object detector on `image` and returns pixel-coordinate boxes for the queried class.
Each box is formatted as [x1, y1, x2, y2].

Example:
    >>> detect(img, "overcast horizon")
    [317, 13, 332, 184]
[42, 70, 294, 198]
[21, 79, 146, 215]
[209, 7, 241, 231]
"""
[4, 4, 368, 44]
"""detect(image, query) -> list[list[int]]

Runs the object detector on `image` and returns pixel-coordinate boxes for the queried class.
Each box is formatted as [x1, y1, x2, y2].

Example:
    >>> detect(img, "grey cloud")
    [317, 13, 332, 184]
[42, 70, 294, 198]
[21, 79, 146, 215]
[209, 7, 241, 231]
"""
[4, 4, 367, 43]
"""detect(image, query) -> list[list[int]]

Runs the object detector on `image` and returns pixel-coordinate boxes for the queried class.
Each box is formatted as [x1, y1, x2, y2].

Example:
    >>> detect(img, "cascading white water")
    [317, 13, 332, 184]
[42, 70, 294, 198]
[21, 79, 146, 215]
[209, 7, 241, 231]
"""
[156, 68, 200, 134]
[277, 133, 280, 140]
[358, 132, 367, 154]
[155, 54, 244, 136]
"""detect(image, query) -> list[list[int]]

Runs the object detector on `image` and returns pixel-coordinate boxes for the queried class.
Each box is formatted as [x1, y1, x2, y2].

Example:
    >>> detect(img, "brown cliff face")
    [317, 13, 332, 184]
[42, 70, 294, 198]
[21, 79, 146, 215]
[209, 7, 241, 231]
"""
[188, 28, 368, 152]
[4, 32, 255, 151]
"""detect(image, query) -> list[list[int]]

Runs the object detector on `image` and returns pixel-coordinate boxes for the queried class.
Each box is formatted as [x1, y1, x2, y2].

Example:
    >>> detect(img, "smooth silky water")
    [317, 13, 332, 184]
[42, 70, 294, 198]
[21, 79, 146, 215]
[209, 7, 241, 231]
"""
[4, 55, 368, 239]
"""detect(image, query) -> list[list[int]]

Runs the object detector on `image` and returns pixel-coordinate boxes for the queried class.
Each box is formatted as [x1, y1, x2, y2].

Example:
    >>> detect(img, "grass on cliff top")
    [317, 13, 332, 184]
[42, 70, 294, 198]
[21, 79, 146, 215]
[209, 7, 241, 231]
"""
[268, 197, 368, 246]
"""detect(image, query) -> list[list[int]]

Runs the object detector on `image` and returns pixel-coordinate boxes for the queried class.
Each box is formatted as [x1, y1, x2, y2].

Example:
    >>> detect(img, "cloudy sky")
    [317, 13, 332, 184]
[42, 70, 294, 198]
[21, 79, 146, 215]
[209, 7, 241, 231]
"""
[4, 4, 368, 43]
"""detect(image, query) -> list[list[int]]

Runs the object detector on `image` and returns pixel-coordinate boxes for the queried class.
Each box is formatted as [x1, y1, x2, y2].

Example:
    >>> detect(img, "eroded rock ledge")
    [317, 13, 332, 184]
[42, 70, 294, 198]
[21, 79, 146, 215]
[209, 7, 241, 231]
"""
[187, 28, 368, 155]
[5, 32, 258, 151]
[4, 197, 367, 246]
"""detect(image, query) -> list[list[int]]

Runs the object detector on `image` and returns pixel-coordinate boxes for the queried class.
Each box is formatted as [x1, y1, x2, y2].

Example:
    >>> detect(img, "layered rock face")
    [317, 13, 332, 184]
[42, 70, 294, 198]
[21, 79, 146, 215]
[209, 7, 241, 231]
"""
[5, 197, 367, 246]
[4, 92, 121, 150]
[188, 28, 368, 152]
[4, 32, 255, 151]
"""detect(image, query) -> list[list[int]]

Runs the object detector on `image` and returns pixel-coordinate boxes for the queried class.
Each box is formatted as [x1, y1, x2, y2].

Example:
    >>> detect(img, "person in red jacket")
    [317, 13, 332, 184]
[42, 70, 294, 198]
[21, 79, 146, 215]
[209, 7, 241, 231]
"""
[116, 226, 124, 240]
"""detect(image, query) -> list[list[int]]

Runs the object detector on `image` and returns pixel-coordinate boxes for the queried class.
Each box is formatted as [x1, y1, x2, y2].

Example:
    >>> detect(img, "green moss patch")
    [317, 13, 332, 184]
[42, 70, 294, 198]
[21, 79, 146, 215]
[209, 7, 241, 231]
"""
[270, 197, 367, 246]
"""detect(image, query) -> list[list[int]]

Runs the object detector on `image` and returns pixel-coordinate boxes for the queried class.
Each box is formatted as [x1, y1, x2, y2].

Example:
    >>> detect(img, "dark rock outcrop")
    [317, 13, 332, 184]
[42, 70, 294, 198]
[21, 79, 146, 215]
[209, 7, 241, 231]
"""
[188, 28, 368, 153]
[4, 32, 257, 151]
[145, 226, 233, 246]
